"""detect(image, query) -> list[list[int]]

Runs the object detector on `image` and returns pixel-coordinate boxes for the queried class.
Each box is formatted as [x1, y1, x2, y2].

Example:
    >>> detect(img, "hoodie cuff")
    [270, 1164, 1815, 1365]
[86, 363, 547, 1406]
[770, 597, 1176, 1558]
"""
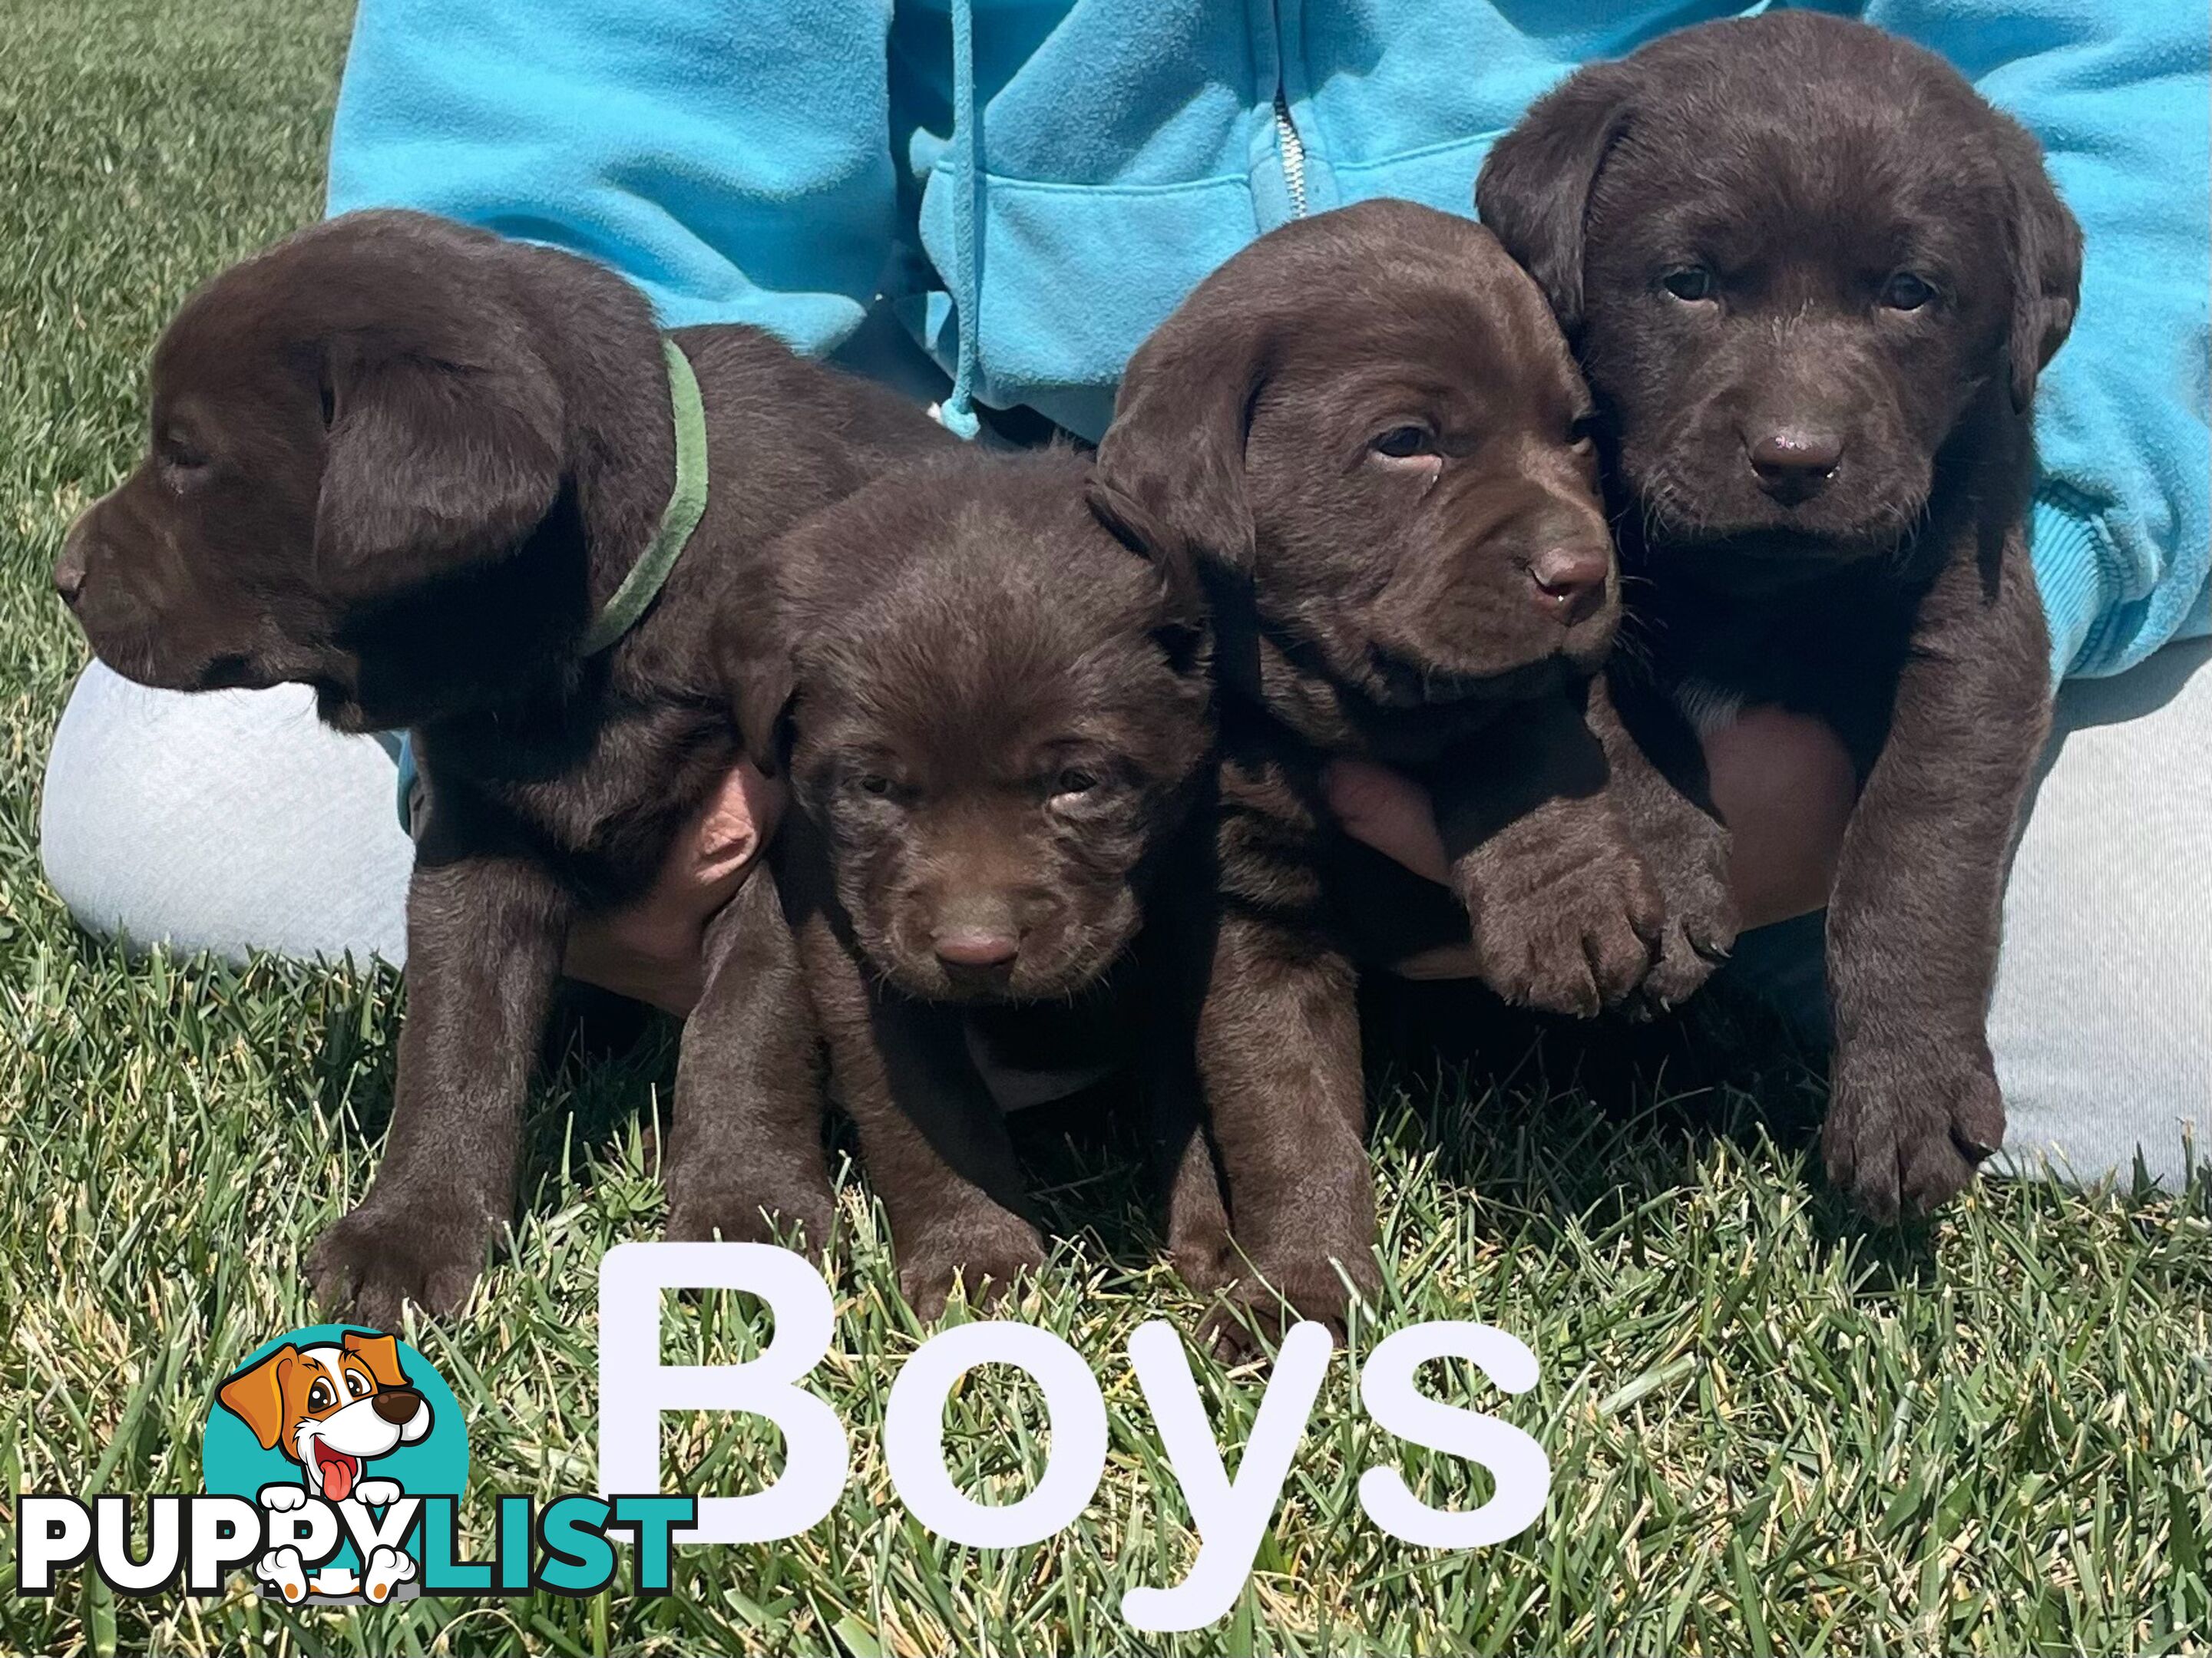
[2028, 487, 2115, 685]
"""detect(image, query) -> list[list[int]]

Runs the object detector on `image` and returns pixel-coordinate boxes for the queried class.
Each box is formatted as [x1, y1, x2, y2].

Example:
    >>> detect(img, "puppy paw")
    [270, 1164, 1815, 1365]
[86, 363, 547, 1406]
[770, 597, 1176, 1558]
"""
[1201, 1247, 1377, 1365]
[1823, 1042, 2005, 1223]
[256, 1483, 308, 1513]
[352, 1479, 402, 1508]
[1169, 1227, 1239, 1296]
[256, 1547, 308, 1604]
[362, 1544, 416, 1604]
[665, 1175, 836, 1256]
[306, 1199, 494, 1326]
[1456, 837, 1662, 1016]
[1633, 837, 1738, 1012]
[898, 1207, 1048, 1320]
[1162, 1146, 1237, 1294]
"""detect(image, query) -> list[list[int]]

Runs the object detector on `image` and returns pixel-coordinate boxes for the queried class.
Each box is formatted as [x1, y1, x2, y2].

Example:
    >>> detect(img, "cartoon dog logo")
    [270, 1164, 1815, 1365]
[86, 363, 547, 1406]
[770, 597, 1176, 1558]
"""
[216, 1330, 431, 1603]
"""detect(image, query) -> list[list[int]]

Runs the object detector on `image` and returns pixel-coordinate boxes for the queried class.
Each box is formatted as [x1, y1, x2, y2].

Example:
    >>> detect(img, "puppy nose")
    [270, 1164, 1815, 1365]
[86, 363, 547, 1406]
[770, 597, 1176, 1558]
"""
[52, 547, 87, 609]
[1527, 545, 1609, 626]
[372, 1389, 422, 1426]
[934, 928, 1020, 969]
[1747, 428, 1843, 501]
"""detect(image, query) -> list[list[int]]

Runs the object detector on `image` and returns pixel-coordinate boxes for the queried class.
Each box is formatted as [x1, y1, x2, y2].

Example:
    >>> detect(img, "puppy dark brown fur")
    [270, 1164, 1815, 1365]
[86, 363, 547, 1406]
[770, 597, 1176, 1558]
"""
[1093, 200, 1681, 1348]
[58, 210, 954, 1319]
[746, 448, 1214, 1317]
[1479, 12, 2080, 1219]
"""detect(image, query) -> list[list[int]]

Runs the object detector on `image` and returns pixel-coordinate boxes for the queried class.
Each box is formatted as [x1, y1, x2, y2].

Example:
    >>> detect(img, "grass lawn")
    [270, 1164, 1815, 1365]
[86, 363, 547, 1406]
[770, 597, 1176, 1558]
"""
[1, 2, 2207, 1653]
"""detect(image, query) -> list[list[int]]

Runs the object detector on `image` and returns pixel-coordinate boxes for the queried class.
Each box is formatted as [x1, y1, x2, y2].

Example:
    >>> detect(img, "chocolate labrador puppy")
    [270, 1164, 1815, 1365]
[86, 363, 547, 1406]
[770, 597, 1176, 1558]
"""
[1092, 200, 1692, 1344]
[1478, 12, 2081, 1219]
[57, 209, 953, 1319]
[742, 448, 1214, 1317]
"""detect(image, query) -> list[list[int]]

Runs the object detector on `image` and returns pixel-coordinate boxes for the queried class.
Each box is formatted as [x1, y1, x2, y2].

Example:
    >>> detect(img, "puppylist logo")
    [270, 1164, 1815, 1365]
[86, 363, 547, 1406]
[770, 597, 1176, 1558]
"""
[210, 1326, 449, 1603]
[18, 1250, 1552, 1633]
[15, 1323, 693, 1604]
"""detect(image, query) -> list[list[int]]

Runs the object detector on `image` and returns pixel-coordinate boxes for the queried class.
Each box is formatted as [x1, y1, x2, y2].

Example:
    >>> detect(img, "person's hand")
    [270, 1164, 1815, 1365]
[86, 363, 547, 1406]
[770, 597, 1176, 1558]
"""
[1324, 705, 1857, 979]
[1698, 705, 1857, 931]
[562, 761, 785, 1015]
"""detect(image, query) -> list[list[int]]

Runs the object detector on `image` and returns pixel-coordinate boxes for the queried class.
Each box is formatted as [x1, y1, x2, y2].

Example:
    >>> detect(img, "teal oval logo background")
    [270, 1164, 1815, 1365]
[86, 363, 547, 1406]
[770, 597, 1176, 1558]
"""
[202, 1324, 468, 1559]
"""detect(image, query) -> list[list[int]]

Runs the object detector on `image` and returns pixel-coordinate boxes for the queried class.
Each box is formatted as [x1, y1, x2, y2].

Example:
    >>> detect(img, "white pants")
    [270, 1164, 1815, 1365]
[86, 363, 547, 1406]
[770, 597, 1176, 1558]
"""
[40, 641, 2212, 1188]
[1986, 639, 2209, 1185]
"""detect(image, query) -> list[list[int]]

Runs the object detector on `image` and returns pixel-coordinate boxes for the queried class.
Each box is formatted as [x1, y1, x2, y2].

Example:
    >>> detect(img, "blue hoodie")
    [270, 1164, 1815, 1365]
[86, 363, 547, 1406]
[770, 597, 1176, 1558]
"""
[327, 0, 2210, 682]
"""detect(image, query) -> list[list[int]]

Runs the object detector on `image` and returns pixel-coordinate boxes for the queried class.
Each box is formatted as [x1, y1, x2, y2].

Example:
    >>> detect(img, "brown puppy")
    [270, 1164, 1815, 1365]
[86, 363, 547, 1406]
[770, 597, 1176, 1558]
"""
[744, 448, 1214, 1318]
[1479, 12, 2080, 1219]
[58, 210, 953, 1320]
[1093, 200, 1686, 1346]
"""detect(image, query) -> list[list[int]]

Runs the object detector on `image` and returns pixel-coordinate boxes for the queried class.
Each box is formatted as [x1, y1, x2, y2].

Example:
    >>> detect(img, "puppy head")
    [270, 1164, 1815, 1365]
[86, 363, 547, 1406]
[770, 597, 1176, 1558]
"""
[54, 209, 602, 731]
[759, 451, 1210, 1004]
[1477, 12, 2080, 570]
[1092, 200, 1617, 713]
[216, 1332, 432, 1501]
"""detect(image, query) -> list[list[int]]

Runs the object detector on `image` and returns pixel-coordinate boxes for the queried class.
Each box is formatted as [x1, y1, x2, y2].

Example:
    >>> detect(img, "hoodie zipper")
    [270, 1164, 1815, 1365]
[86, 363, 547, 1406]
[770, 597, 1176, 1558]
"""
[1272, 89, 1309, 219]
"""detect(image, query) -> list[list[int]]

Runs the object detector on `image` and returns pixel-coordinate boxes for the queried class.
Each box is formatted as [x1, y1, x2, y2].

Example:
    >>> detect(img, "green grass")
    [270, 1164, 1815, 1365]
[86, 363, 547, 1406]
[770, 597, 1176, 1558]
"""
[1, 2, 2207, 1653]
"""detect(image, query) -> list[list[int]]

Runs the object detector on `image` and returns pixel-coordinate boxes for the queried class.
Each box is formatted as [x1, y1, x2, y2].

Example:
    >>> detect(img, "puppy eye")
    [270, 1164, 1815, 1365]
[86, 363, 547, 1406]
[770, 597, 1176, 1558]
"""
[1661, 267, 1715, 302]
[1880, 271, 1936, 311]
[346, 1372, 372, 1398]
[1569, 415, 1599, 455]
[307, 1381, 332, 1410]
[1371, 424, 1436, 459]
[157, 438, 210, 487]
[857, 773, 894, 798]
[1052, 767, 1099, 798]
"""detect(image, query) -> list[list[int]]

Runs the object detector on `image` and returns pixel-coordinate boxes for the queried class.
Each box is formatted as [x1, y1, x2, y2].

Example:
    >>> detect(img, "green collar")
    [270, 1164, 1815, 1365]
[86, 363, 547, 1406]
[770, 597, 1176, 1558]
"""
[578, 337, 709, 656]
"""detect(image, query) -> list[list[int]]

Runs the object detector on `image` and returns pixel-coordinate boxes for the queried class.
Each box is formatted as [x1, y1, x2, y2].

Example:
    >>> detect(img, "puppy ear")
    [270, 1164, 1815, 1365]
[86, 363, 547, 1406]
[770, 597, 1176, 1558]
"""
[217, 1346, 297, 1452]
[315, 342, 566, 600]
[1999, 137, 2082, 414]
[735, 655, 795, 778]
[1089, 298, 1266, 590]
[1475, 63, 1639, 334]
[341, 1329, 409, 1390]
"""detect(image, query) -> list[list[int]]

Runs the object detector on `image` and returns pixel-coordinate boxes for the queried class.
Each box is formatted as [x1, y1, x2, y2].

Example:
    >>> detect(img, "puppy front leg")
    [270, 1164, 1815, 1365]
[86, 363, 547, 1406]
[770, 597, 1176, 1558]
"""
[307, 854, 568, 1323]
[1196, 910, 1377, 1356]
[1587, 669, 1739, 1009]
[1141, 973, 1247, 1300]
[1121, 836, 1235, 1293]
[1430, 684, 1663, 1015]
[1823, 525, 2051, 1220]
[796, 916, 1043, 1319]
[663, 864, 835, 1250]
